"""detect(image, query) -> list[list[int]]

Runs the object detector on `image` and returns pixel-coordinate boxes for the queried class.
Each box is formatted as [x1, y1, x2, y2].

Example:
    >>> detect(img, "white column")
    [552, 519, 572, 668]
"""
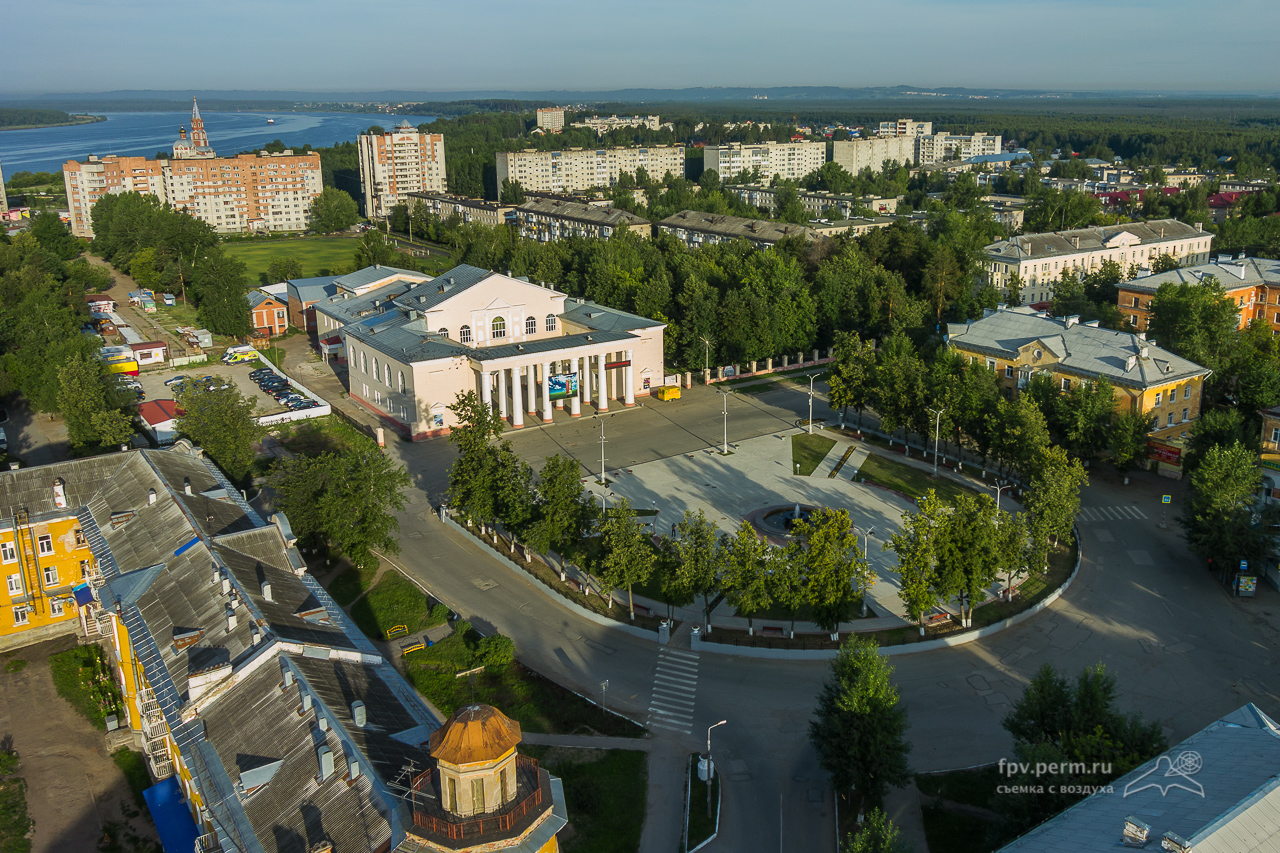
[541, 361, 553, 422]
[581, 355, 591, 403]
[510, 364, 524, 428]
[597, 353, 609, 412]
[570, 356, 582, 417]
[526, 365, 537, 416]
[497, 367, 508, 418]
[479, 370, 492, 410]
[624, 349, 635, 407]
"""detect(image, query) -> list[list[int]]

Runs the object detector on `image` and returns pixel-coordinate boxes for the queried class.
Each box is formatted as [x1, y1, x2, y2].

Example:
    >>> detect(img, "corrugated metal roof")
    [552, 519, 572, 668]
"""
[985, 218, 1204, 262]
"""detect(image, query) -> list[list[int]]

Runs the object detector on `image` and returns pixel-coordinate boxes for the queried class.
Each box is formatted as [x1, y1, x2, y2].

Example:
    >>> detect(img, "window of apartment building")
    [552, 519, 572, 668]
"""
[460, 326, 472, 344]
[1005, 365, 1014, 379]
[1132, 296, 1140, 308]
[398, 372, 405, 394]
[1061, 378, 1071, 391]
[43, 565, 58, 586]
[37, 535, 53, 556]
[1167, 413, 1175, 427]
[80, 560, 91, 578]
[491, 317, 506, 339]
[50, 600, 64, 618]
[13, 607, 27, 627]
[0, 542, 15, 564]
[1154, 392, 1162, 406]
[6, 574, 20, 595]
[1151, 415, 1160, 431]
[74, 528, 86, 547]
[986, 359, 996, 371]
[1183, 386, 1191, 400]
[360, 351, 368, 374]
[374, 390, 382, 407]
[361, 384, 368, 399]
[546, 314, 557, 332]
[1182, 408, 1189, 423]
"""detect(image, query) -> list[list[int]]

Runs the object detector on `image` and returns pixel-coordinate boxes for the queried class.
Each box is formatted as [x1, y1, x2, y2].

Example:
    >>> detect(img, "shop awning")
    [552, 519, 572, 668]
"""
[143, 777, 200, 853]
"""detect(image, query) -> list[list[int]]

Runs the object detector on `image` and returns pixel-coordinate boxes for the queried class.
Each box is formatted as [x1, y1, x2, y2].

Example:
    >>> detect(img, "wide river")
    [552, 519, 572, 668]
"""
[0, 110, 439, 175]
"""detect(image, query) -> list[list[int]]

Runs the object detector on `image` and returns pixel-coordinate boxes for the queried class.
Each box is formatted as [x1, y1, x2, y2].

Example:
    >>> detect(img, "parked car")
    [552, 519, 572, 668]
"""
[249, 368, 274, 380]
[164, 375, 189, 387]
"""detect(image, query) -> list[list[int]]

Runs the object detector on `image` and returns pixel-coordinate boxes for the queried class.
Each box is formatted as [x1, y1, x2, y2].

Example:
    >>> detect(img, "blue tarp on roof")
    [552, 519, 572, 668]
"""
[72, 583, 94, 606]
[143, 776, 200, 853]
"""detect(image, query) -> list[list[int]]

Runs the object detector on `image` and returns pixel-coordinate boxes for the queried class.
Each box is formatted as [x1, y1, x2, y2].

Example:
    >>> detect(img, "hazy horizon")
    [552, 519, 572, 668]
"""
[5, 0, 1277, 96]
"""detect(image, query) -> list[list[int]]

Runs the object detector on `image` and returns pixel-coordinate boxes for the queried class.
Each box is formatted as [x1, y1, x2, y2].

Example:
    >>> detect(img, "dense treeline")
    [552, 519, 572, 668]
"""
[395, 99, 555, 116]
[89, 192, 252, 337]
[0, 108, 97, 128]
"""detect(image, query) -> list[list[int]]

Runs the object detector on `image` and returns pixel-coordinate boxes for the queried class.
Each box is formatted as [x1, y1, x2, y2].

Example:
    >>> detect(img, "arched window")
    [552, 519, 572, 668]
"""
[398, 371, 405, 394]
[491, 316, 506, 339]
[459, 325, 472, 344]
[371, 357, 379, 381]
[384, 364, 391, 386]
[545, 314, 557, 332]
[360, 351, 367, 374]
[525, 316, 537, 336]
[438, 328, 448, 338]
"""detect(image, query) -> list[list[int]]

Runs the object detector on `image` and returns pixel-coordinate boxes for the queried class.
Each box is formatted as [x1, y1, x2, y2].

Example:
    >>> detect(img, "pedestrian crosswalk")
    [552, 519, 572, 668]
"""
[648, 646, 698, 735]
[1076, 505, 1148, 523]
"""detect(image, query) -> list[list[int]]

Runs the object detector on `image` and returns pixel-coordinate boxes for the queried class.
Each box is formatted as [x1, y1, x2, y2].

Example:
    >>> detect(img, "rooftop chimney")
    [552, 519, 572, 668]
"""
[148, 489, 157, 506]
[226, 605, 237, 631]
[1121, 816, 1150, 847]
[317, 746, 334, 781]
[351, 700, 367, 728]
[184, 477, 192, 495]
[282, 668, 294, 688]
[1065, 315, 1080, 329]
[261, 580, 273, 602]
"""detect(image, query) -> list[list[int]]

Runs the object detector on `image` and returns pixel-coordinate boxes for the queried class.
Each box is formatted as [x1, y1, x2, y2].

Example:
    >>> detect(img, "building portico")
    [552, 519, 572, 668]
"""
[473, 346, 638, 428]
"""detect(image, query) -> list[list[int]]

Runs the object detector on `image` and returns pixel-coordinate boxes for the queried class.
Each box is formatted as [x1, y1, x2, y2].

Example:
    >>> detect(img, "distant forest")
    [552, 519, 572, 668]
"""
[0, 107, 102, 129]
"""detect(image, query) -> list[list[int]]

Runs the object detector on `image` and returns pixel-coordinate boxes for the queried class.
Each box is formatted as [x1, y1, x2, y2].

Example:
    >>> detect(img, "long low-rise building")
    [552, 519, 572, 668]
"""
[312, 264, 666, 438]
[63, 100, 322, 238]
[513, 197, 651, 242]
[947, 305, 1211, 445]
[408, 191, 515, 228]
[496, 145, 685, 194]
[656, 211, 820, 250]
[1117, 255, 1280, 333]
[982, 219, 1214, 306]
[725, 184, 901, 218]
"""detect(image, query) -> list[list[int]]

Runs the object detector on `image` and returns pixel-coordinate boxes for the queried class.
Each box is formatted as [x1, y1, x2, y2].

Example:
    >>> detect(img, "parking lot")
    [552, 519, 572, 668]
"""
[134, 357, 312, 418]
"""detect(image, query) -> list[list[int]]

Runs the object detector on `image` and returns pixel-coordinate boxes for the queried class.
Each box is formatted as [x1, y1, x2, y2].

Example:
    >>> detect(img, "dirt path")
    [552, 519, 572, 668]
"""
[0, 637, 158, 852]
[87, 255, 193, 359]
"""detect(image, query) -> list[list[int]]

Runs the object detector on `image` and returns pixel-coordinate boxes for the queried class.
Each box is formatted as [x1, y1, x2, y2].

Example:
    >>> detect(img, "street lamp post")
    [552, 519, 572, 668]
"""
[706, 719, 727, 817]
[717, 389, 730, 454]
[599, 418, 608, 486]
[701, 337, 712, 372]
[859, 527, 876, 617]
[808, 374, 817, 434]
[927, 406, 946, 476]
[993, 482, 1012, 514]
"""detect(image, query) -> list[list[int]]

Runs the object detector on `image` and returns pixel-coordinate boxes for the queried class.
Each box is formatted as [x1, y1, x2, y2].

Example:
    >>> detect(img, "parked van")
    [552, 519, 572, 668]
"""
[0, 428, 7, 452]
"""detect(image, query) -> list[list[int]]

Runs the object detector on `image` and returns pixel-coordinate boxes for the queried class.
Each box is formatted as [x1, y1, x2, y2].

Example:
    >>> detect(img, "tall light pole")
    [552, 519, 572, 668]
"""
[701, 337, 712, 372]
[808, 374, 817, 434]
[858, 527, 876, 617]
[599, 417, 608, 486]
[717, 388, 730, 454]
[927, 407, 946, 476]
[706, 719, 727, 817]
[993, 482, 1012, 514]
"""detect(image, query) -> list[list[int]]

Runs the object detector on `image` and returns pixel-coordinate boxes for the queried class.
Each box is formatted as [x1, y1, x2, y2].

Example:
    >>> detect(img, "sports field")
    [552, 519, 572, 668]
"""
[223, 237, 357, 283]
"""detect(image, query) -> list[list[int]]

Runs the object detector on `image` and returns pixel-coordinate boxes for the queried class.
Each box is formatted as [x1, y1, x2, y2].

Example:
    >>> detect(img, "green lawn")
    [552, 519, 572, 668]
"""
[49, 645, 124, 731]
[111, 749, 151, 812]
[792, 433, 837, 476]
[521, 746, 647, 853]
[854, 452, 977, 504]
[325, 563, 379, 607]
[0, 775, 31, 853]
[348, 572, 449, 640]
[223, 237, 358, 283]
[272, 415, 377, 456]
[404, 625, 643, 738]
[687, 759, 720, 850]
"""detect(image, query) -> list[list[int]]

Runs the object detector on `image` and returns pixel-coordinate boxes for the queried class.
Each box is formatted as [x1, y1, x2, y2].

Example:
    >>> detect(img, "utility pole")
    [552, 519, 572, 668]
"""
[927, 407, 946, 476]
[706, 720, 727, 818]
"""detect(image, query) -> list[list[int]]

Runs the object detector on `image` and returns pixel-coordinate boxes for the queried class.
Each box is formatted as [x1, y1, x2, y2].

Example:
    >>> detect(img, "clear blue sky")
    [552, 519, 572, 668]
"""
[4, 0, 1277, 95]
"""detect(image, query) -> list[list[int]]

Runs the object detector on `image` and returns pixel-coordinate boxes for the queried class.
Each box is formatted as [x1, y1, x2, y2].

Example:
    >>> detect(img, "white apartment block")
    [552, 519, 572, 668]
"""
[915, 132, 1002, 164]
[570, 115, 663, 135]
[357, 121, 446, 220]
[495, 146, 685, 194]
[831, 136, 917, 175]
[701, 141, 826, 182]
[536, 108, 565, 132]
[877, 118, 933, 137]
[983, 219, 1213, 306]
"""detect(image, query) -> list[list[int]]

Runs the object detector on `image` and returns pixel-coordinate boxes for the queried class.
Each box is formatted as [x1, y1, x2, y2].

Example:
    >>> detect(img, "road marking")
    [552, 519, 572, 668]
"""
[648, 647, 699, 734]
[660, 648, 699, 661]
[1078, 505, 1149, 523]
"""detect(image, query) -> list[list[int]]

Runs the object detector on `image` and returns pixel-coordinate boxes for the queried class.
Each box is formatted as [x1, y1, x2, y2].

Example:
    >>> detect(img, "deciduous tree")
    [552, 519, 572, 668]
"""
[597, 498, 654, 619]
[309, 187, 359, 233]
[720, 522, 772, 635]
[671, 510, 722, 631]
[174, 379, 264, 483]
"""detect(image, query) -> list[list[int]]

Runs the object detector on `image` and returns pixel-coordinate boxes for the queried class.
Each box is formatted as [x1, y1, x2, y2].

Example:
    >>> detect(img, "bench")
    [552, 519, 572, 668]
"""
[761, 626, 785, 638]
[633, 604, 653, 618]
[924, 612, 951, 626]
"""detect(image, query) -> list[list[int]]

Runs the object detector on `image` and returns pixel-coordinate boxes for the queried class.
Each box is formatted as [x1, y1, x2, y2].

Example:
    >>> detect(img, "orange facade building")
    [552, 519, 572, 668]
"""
[1117, 256, 1280, 334]
[64, 99, 322, 238]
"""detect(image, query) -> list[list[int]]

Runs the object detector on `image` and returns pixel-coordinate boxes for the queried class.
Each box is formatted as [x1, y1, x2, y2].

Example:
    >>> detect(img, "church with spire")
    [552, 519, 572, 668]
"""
[172, 98, 216, 160]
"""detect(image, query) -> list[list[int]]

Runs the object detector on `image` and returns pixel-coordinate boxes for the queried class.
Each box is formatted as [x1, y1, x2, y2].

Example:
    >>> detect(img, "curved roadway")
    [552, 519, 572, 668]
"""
[379, 380, 1280, 853]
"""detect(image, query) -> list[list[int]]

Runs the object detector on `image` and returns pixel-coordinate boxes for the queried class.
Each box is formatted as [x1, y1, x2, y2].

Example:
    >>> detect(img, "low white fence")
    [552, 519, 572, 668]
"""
[247, 349, 332, 426]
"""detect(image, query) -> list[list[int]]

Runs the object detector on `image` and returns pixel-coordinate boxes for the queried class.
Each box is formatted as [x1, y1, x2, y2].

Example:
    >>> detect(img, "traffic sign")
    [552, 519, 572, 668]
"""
[1162, 495, 1171, 504]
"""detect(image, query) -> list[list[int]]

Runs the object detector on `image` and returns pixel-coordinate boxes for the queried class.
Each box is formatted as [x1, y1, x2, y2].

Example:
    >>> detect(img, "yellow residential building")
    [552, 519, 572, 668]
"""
[0, 501, 94, 649]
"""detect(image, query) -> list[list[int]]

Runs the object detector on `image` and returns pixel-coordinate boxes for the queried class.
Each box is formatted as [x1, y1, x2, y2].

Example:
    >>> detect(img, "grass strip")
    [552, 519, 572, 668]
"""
[855, 452, 976, 504]
[348, 571, 449, 640]
[111, 748, 151, 812]
[521, 746, 647, 853]
[792, 433, 837, 476]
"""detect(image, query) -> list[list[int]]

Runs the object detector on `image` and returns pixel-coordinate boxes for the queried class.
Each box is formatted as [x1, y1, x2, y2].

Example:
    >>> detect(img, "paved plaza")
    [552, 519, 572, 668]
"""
[584, 429, 917, 619]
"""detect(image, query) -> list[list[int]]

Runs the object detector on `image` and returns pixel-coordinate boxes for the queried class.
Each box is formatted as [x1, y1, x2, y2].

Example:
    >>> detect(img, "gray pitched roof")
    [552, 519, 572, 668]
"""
[1122, 256, 1280, 294]
[333, 265, 429, 292]
[286, 276, 339, 305]
[313, 264, 492, 329]
[998, 704, 1280, 853]
[657, 211, 820, 243]
[516, 197, 650, 228]
[946, 306, 1209, 389]
[560, 299, 666, 334]
[985, 218, 1206, 262]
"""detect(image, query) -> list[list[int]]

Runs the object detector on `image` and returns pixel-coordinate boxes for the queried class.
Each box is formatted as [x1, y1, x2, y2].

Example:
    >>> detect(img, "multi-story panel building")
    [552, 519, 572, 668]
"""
[408, 192, 514, 228]
[915, 132, 1002, 164]
[947, 306, 1211, 447]
[536, 107, 565, 132]
[63, 100, 322, 237]
[513, 197, 651, 242]
[657, 211, 819, 250]
[983, 219, 1214, 306]
[495, 146, 685, 194]
[831, 136, 917, 175]
[357, 121, 446, 219]
[725, 184, 902, 218]
[701, 141, 826, 183]
[1117, 256, 1280, 333]
[877, 118, 933, 137]
[570, 115, 663, 135]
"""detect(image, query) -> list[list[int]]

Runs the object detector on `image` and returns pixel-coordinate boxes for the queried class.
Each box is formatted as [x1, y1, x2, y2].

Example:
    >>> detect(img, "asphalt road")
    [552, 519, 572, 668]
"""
[368, 375, 1280, 852]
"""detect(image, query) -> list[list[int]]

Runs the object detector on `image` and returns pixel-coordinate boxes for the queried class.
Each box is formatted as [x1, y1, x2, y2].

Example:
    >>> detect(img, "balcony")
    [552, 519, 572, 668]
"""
[408, 756, 549, 849]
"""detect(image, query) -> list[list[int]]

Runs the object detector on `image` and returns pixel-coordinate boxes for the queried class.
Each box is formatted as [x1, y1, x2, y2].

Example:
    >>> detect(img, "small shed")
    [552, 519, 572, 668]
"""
[129, 341, 168, 367]
[85, 294, 117, 315]
[137, 400, 181, 445]
[191, 329, 213, 348]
